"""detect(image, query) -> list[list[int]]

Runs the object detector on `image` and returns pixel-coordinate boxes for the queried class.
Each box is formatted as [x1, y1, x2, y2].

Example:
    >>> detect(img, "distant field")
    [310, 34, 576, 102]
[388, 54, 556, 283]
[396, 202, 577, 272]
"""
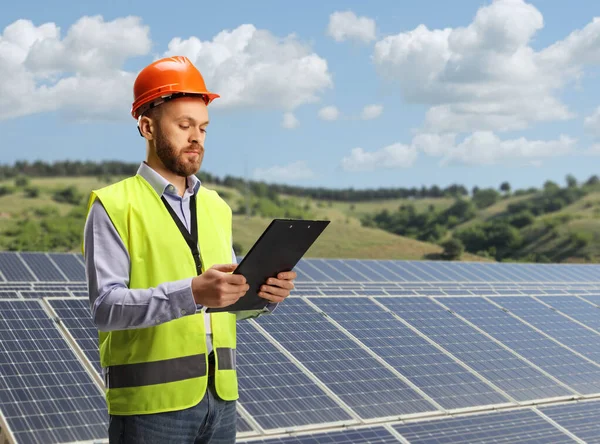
[0, 176, 489, 261]
[328, 197, 455, 218]
[231, 214, 487, 261]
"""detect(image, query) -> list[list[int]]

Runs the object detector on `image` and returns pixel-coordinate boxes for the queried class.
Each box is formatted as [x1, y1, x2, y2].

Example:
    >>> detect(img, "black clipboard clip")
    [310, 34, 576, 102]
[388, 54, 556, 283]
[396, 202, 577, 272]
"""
[206, 218, 330, 313]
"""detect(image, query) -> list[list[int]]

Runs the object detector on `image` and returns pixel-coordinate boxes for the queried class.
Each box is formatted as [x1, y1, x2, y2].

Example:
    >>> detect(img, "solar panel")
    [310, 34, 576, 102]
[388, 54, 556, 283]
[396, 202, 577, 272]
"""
[324, 260, 374, 281]
[309, 297, 510, 410]
[47, 298, 101, 375]
[255, 298, 438, 419]
[237, 414, 255, 434]
[48, 253, 87, 281]
[293, 260, 332, 282]
[377, 297, 575, 402]
[0, 300, 107, 444]
[540, 400, 600, 443]
[489, 296, 600, 364]
[238, 426, 400, 443]
[0, 252, 35, 282]
[392, 409, 576, 443]
[19, 252, 66, 282]
[20, 291, 72, 298]
[438, 297, 600, 394]
[356, 260, 404, 281]
[389, 261, 440, 281]
[5, 250, 600, 443]
[308, 259, 354, 282]
[537, 296, 600, 332]
[236, 321, 354, 430]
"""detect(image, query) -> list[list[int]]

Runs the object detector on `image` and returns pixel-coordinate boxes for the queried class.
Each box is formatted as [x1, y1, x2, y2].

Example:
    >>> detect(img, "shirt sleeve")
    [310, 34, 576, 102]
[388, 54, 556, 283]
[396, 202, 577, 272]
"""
[83, 199, 198, 332]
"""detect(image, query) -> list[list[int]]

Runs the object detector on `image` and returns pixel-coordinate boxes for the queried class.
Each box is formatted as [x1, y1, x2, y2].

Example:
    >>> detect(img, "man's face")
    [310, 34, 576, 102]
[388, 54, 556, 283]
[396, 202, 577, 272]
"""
[152, 96, 209, 177]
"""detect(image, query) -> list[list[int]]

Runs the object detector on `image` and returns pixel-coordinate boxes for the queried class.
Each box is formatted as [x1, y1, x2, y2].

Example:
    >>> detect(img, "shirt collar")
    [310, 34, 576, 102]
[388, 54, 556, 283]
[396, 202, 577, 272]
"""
[137, 161, 201, 197]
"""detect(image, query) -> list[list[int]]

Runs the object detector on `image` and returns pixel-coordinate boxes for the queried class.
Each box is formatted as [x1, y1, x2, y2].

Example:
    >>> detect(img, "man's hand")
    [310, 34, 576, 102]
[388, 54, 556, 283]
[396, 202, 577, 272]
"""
[192, 264, 249, 308]
[258, 271, 297, 304]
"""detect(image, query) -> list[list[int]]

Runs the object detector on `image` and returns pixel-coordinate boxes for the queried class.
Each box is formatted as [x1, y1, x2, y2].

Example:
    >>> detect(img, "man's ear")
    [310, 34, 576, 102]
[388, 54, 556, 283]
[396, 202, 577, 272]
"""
[138, 116, 155, 140]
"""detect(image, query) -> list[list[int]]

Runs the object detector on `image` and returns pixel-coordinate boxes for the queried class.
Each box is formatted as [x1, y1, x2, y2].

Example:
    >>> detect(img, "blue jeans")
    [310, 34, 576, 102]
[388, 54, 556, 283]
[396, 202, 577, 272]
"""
[108, 376, 237, 443]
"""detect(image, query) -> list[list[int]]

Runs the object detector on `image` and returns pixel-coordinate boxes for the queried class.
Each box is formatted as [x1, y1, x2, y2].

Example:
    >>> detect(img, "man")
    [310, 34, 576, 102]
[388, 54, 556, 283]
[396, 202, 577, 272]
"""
[82, 55, 296, 443]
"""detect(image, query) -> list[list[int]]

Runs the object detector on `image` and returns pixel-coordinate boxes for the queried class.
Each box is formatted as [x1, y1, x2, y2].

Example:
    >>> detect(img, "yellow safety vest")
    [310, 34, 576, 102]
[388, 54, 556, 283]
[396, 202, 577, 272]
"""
[83, 173, 238, 415]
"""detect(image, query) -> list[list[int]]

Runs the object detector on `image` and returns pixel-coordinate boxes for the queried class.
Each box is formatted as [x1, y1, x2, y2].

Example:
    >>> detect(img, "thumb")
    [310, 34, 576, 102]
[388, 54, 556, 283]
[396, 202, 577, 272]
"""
[211, 263, 238, 273]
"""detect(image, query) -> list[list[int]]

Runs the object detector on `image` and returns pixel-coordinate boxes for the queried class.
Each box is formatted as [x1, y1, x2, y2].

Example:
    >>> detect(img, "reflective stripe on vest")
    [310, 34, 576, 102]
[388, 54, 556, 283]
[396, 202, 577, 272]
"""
[215, 347, 236, 371]
[107, 348, 236, 389]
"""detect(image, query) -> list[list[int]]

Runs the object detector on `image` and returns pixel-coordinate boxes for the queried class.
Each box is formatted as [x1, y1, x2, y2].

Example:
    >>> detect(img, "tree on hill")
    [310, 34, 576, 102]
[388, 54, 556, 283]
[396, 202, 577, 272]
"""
[500, 181, 511, 195]
[441, 238, 464, 260]
[566, 174, 578, 189]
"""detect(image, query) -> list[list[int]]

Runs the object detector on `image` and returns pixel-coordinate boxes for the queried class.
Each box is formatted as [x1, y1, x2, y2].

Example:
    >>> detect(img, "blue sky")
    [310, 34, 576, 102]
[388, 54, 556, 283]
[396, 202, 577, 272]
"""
[0, 0, 599, 192]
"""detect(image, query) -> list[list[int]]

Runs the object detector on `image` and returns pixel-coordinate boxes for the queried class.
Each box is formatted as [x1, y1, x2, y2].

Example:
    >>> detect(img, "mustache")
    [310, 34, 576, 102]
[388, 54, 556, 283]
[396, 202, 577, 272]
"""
[183, 145, 203, 154]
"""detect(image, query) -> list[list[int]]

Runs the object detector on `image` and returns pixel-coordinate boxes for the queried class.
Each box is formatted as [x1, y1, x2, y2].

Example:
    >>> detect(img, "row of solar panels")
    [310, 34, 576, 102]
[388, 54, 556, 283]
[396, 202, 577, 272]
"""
[4, 292, 600, 443]
[3, 251, 600, 283]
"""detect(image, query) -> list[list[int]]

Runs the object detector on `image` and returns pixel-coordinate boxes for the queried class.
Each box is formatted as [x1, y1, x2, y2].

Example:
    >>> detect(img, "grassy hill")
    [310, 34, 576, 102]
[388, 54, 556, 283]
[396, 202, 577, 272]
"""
[2, 173, 598, 263]
[0, 176, 486, 261]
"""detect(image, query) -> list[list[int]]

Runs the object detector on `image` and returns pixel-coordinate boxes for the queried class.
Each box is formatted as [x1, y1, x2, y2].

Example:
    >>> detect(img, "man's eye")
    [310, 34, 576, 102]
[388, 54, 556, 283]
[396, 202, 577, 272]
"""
[180, 125, 189, 129]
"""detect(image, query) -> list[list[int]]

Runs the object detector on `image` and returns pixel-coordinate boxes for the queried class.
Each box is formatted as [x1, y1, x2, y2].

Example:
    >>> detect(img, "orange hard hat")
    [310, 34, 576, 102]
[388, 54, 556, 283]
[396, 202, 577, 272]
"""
[131, 55, 219, 120]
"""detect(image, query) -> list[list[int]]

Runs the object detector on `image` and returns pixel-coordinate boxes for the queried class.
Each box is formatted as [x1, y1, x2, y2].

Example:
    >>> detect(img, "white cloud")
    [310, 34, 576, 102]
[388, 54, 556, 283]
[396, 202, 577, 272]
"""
[416, 131, 577, 166]
[282, 112, 299, 129]
[327, 11, 376, 43]
[165, 24, 333, 111]
[586, 143, 600, 155]
[341, 143, 418, 172]
[584, 107, 600, 137]
[318, 105, 339, 121]
[0, 17, 333, 122]
[0, 16, 150, 121]
[372, 0, 600, 134]
[253, 160, 315, 181]
[360, 104, 383, 120]
[342, 131, 576, 172]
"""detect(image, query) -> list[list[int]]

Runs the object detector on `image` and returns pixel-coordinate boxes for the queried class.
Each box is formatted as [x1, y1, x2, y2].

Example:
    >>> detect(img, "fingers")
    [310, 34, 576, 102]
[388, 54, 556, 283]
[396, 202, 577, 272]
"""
[277, 271, 297, 280]
[264, 277, 294, 291]
[211, 263, 238, 272]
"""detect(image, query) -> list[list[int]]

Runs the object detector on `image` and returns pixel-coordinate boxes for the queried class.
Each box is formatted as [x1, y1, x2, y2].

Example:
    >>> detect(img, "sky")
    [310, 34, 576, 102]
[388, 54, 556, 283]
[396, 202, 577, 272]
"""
[0, 0, 599, 191]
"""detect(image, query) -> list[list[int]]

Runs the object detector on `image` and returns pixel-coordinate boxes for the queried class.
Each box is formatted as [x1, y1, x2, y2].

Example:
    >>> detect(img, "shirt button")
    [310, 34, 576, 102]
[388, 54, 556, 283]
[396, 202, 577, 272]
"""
[181, 309, 187, 315]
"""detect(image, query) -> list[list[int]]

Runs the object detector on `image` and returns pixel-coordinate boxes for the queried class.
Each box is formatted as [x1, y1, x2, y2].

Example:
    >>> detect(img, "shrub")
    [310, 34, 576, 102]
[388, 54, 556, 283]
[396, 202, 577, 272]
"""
[441, 238, 464, 260]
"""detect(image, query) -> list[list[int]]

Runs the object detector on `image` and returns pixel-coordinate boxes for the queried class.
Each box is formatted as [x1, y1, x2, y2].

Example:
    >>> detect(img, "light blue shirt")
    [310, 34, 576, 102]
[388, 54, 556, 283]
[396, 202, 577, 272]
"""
[83, 161, 275, 355]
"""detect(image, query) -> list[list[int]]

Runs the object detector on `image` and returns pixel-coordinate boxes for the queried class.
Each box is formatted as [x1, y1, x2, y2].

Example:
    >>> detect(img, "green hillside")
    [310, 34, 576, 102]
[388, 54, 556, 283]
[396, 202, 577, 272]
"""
[1, 168, 599, 263]
[0, 176, 485, 261]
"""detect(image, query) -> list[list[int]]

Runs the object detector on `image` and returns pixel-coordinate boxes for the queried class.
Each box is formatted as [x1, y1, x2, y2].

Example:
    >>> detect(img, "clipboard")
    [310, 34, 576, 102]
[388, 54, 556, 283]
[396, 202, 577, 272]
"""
[206, 218, 330, 313]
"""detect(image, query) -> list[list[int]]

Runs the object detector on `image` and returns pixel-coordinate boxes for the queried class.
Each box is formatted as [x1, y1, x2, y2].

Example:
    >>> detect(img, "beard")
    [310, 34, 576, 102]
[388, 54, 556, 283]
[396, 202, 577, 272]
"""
[155, 129, 203, 177]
